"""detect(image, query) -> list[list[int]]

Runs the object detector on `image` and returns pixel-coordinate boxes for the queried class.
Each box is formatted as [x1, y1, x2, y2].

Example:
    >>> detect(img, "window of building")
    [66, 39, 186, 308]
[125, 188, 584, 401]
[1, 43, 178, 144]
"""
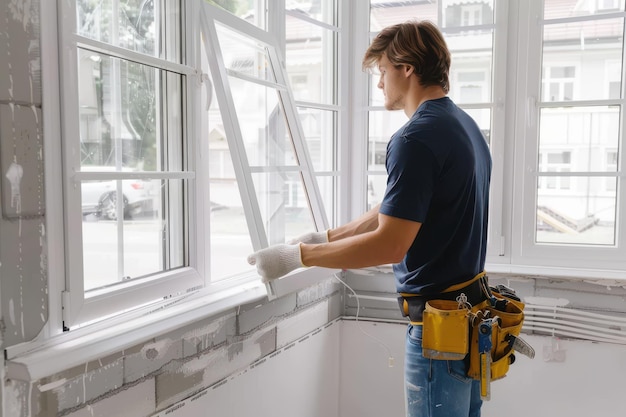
[285, 0, 341, 226]
[542, 66, 576, 102]
[50, 0, 626, 333]
[513, 0, 625, 266]
[200, 1, 338, 282]
[365, 0, 503, 257]
[59, 0, 203, 328]
[56, 0, 336, 328]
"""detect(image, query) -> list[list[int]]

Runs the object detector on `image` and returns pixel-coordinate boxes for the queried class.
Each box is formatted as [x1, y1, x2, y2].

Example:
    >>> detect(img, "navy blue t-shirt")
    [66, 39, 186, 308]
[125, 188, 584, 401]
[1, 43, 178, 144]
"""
[379, 97, 492, 295]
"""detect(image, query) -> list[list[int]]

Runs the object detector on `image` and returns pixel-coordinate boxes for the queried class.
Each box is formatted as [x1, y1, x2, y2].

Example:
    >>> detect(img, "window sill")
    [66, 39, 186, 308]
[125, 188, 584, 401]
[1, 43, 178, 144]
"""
[5, 266, 339, 382]
[6, 277, 267, 382]
[486, 262, 626, 282]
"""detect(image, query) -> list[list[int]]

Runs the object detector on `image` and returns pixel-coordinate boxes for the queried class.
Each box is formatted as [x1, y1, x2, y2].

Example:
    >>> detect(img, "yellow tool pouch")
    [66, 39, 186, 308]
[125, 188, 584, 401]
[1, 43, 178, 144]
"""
[422, 299, 470, 360]
[467, 293, 525, 381]
[417, 276, 527, 384]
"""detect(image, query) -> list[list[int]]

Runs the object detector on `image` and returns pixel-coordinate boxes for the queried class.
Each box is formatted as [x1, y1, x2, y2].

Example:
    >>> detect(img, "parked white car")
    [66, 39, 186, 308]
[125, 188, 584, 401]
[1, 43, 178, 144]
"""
[81, 166, 156, 220]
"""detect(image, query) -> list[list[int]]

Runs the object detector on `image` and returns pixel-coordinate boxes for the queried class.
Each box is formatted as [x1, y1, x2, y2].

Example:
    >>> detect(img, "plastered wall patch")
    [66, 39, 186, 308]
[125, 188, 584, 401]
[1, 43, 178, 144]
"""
[0, 103, 44, 218]
[5, 159, 23, 211]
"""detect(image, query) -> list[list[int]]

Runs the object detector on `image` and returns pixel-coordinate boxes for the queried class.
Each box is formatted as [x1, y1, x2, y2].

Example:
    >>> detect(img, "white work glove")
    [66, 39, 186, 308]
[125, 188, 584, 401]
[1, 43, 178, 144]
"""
[288, 230, 328, 245]
[247, 244, 305, 283]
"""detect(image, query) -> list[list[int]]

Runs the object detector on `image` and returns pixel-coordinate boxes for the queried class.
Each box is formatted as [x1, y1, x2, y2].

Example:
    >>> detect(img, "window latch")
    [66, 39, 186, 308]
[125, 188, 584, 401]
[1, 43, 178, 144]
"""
[199, 72, 212, 111]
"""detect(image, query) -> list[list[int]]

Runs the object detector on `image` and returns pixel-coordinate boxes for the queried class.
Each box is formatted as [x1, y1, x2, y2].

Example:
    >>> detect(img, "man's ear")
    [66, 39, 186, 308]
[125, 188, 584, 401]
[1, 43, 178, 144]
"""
[404, 65, 415, 77]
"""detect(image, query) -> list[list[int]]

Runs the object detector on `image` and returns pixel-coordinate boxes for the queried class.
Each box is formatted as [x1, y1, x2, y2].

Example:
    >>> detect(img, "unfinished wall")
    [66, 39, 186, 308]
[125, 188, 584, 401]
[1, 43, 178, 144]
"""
[4, 279, 343, 417]
[153, 317, 341, 417]
[0, 0, 46, 350]
[339, 321, 626, 417]
[4, 280, 341, 416]
[0, 3, 345, 416]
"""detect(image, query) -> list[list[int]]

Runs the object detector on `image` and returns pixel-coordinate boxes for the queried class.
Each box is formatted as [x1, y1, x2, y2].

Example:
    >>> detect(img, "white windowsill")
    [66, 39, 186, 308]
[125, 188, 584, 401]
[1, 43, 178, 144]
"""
[485, 262, 626, 282]
[6, 279, 266, 382]
[5, 266, 339, 382]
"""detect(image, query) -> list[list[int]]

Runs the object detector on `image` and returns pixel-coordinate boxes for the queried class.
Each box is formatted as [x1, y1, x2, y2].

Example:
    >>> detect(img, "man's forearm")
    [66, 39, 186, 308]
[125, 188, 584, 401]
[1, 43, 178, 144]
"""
[301, 232, 395, 270]
[301, 211, 420, 270]
[328, 204, 380, 242]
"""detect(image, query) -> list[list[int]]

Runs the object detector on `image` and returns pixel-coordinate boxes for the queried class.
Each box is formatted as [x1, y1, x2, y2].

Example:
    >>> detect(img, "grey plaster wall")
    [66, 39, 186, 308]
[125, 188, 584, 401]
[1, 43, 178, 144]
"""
[3, 280, 341, 417]
[0, 0, 47, 350]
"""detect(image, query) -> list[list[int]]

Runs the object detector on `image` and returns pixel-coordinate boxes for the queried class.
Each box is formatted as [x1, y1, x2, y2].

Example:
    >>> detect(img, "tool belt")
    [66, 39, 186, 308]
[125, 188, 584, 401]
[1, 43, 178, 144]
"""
[397, 271, 488, 324]
[397, 273, 531, 400]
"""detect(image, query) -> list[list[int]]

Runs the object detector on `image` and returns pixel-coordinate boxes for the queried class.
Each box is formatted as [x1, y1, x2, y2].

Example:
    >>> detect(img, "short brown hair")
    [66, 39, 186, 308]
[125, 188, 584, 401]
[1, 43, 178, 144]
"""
[362, 20, 451, 93]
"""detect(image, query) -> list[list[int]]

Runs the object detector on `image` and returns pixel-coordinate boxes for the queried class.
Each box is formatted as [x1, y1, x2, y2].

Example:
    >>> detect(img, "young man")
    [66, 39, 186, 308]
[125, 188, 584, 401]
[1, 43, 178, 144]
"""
[248, 20, 491, 417]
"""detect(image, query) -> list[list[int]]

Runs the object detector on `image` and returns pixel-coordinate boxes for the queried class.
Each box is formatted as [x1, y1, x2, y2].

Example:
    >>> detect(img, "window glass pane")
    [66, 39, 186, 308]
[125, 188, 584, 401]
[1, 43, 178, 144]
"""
[209, 193, 254, 280]
[77, 49, 182, 172]
[367, 174, 387, 210]
[227, 77, 299, 167]
[216, 23, 276, 83]
[204, 38, 255, 281]
[286, 0, 336, 25]
[447, 30, 493, 104]
[542, 19, 624, 101]
[371, 0, 495, 31]
[77, 0, 163, 57]
[442, 0, 494, 28]
[369, 29, 494, 106]
[315, 175, 336, 227]
[368, 110, 407, 171]
[82, 178, 184, 290]
[286, 18, 336, 105]
[370, 1, 438, 31]
[536, 177, 617, 245]
[463, 108, 492, 145]
[297, 107, 335, 171]
[80, 170, 157, 220]
[209, 0, 266, 28]
[252, 172, 316, 244]
[539, 107, 619, 172]
[544, 0, 625, 19]
[78, 46, 186, 291]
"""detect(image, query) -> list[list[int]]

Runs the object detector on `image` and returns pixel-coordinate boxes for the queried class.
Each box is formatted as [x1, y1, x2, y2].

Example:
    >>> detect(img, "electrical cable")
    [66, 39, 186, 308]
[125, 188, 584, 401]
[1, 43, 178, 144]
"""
[333, 272, 395, 367]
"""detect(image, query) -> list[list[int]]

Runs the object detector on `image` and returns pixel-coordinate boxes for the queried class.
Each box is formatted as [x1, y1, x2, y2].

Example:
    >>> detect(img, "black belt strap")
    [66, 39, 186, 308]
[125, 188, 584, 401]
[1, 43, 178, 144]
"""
[397, 273, 489, 323]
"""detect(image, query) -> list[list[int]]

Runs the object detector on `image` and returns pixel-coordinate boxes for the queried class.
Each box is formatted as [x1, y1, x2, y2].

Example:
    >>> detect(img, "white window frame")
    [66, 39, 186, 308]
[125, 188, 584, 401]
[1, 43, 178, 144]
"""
[199, 3, 330, 252]
[5, 0, 340, 371]
[58, 0, 206, 328]
[509, 0, 626, 278]
[360, 1, 508, 261]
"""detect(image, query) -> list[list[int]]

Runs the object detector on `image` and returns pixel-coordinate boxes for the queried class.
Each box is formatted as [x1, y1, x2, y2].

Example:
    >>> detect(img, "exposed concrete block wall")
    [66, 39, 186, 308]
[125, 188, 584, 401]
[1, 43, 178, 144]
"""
[0, 2, 346, 416]
[0, 0, 47, 349]
[5, 280, 341, 417]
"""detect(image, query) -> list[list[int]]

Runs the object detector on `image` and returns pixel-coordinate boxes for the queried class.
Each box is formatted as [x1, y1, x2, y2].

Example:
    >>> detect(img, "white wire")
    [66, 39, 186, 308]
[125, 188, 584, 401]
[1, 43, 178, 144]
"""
[333, 272, 395, 367]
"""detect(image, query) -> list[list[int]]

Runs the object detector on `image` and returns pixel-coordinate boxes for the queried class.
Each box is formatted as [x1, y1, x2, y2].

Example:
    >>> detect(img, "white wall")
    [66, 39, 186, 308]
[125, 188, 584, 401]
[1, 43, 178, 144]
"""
[339, 320, 407, 417]
[146, 319, 626, 417]
[340, 321, 626, 417]
[152, 320, 341, 417]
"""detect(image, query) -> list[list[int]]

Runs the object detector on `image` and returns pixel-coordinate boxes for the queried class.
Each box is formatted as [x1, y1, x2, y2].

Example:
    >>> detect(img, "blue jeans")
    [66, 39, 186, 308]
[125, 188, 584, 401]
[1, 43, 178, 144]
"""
[405, 324, 482, 417]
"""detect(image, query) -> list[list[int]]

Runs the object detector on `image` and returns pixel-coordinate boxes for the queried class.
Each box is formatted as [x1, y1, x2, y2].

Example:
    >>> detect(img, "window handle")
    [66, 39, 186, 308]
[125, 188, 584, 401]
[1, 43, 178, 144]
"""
[201, 72, 212, 111]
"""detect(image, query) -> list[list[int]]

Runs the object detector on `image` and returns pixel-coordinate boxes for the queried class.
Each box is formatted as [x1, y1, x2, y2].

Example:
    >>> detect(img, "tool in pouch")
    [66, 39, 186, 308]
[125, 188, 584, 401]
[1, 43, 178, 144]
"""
[478, 317, 495, 400]
[417, 274, 534, 400]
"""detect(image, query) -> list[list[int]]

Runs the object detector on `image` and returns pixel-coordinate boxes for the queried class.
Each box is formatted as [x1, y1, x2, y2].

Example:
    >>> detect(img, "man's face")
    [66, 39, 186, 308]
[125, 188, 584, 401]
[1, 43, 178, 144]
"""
[376, 54, 410, 112]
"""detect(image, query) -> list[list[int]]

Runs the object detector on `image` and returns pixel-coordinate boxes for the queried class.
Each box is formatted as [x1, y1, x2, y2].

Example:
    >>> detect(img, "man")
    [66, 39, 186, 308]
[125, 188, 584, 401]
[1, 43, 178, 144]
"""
[248, 20, 491, 417]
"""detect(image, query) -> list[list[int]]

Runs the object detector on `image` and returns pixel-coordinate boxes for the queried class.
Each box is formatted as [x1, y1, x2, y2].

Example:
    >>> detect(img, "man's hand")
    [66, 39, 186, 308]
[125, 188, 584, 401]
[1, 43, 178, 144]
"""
[287, 230, 328, 245]
[247, 244, 305, 283]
